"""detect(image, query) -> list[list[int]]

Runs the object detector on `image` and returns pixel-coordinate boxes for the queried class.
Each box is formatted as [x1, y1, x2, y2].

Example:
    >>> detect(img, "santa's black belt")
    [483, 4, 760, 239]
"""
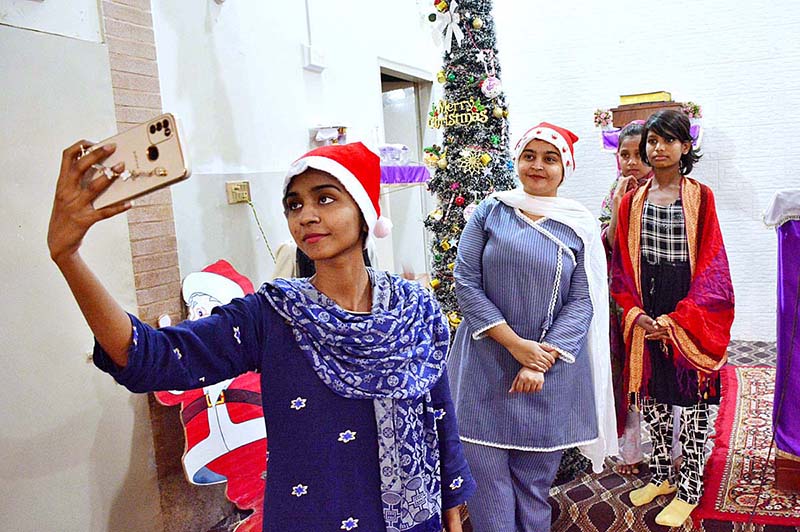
[180, 389, 262, 425]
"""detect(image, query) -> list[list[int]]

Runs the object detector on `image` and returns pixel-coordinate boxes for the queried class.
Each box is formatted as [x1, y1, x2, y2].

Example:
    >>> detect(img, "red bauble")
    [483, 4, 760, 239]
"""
[455, 196, 465, 206]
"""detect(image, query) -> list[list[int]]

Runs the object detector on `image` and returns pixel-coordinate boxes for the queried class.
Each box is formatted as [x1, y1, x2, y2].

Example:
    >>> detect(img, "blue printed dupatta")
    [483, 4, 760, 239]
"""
[259, 269, 449, 531]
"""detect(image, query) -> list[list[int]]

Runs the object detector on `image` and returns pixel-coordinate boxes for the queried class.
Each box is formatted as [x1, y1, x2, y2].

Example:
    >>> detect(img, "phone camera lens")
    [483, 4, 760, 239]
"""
[149, 124, 157, 134]
[164, 128, 172, 137]
[147, 145, 160, 161]
[156, 122, 162, 131]
[162, 119, 170, 128]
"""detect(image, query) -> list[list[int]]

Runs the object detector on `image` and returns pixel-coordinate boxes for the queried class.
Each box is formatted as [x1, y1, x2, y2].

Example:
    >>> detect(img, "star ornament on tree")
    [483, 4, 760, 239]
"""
[457, 150, 485, 175]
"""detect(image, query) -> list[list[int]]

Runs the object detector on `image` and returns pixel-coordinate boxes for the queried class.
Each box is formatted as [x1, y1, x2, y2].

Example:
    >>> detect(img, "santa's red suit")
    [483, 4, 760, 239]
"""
[154, 260, 266, 531]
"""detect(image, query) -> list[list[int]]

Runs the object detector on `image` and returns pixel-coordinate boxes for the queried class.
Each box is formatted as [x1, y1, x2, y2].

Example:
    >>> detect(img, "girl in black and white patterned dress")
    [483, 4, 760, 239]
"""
[614, 110, 731, 528]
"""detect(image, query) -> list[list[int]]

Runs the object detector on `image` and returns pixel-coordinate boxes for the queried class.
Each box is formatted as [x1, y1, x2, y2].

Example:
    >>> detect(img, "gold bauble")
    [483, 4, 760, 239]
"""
[447, 311, 463, 327]
[430, 278, 441, 289]
[472, 17, 484, 29]
[492, 106, 504, 119]
[437, 158, 448, 170]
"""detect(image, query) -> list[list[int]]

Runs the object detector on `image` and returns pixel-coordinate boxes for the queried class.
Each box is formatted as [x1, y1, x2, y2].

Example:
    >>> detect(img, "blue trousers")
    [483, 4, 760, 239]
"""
[463, 441, 564, 532]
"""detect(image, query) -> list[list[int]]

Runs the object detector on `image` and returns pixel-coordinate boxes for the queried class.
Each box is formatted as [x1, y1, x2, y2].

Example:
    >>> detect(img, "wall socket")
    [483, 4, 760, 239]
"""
[225, 180, 251, 204]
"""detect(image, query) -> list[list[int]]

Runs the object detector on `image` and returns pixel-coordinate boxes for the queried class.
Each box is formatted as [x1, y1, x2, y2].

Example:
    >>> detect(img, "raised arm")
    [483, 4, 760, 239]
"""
[48, 140, 134, 366]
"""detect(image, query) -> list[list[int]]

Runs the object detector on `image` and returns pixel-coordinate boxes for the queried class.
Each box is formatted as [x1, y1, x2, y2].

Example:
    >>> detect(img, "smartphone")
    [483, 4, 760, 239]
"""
[82, 113, 191, 208]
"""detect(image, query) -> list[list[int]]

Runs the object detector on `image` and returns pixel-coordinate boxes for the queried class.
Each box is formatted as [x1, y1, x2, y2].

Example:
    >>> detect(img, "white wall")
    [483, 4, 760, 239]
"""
[0, 0, 102, 41]
[151, 0, 440, 283]
[0, 23, 161, 532]
[494, 0, 800, 340]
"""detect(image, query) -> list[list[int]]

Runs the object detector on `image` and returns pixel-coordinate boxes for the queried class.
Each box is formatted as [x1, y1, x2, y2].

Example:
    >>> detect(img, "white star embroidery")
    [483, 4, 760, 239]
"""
[291, 484, 308, 497]
[233, 326, 241, 344]
[338, 430, 357, 444]
[433, 408, 446, 421]
[476, 50, 486, 62]
[341, 517, 359, 530]
[290, 397, 307, 410]
[173, 347, 182, 359]
[450, 476, 464, 490]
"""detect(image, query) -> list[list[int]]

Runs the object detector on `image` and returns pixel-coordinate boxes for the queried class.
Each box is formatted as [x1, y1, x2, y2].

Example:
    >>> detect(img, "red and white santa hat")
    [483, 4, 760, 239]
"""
[283, 142, 392, 240]
[514, 122, 579, 180]
[182, 259, 255, 305]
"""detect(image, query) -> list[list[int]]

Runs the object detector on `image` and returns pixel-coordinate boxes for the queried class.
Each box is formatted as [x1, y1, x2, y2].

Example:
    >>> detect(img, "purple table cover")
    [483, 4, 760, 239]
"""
[601, 123, 703, 152]
[775, 219, 800, 463]
[380, 165, 430, 185]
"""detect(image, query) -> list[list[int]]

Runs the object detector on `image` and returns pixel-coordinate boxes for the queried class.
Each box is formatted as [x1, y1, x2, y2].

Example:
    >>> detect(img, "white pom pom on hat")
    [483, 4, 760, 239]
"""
[284, 142, 392, 241]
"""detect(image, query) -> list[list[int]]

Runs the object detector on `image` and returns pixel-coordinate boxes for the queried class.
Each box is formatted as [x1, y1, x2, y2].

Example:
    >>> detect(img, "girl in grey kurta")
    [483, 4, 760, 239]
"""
[449, 197, 598, 450]
[448, 122, 616, 532]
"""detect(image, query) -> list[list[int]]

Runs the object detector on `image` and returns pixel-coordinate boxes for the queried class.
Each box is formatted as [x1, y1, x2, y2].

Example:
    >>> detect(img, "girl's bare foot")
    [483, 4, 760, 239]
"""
[673, 455, 683, 475]
[615, 462, 643, 475]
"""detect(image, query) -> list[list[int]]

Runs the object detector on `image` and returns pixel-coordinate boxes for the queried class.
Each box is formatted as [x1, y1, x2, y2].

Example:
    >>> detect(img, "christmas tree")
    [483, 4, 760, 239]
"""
[423, 0, 516, 329]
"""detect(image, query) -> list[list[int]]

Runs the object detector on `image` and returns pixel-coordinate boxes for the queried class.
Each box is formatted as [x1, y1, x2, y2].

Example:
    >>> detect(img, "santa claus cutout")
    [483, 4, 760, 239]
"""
[155, 260, 266, 531]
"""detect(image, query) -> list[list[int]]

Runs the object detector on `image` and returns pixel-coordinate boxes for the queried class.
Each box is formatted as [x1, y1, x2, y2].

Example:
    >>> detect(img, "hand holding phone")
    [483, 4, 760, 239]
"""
[79, 113, 191, 208]
[48, 142, 131, 265]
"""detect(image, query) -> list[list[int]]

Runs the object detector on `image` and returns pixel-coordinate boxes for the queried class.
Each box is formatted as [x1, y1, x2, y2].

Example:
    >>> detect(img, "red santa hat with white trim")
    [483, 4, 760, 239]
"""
[514, 122, 579, 180]
[182, 259, 255, 306]
[283, 142, 392, 242]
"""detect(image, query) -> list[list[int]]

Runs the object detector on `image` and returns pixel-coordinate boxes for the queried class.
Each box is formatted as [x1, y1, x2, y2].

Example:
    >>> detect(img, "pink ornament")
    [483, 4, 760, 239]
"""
[481, 75, 502, 99]
[463, 203, 477, 221]
[451, 182, 460, 190]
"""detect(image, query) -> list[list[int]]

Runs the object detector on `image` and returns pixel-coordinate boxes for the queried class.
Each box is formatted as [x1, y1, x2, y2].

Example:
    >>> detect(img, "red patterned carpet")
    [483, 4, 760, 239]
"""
[694, 366, 800, 527]
[543, 364, 800, 532]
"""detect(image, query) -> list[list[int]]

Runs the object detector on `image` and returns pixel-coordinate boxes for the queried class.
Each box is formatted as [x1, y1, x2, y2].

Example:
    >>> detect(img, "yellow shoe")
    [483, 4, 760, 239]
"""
[629, 481, 677, 507]
[655, 497, 697, 527]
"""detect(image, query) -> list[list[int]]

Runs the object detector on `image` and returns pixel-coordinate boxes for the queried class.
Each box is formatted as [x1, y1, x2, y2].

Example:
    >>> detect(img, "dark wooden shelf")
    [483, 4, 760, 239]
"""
[611, 101, 683, 128]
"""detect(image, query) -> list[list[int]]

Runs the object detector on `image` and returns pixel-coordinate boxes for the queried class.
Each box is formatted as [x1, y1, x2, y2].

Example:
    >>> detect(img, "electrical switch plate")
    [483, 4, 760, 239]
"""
[226, 180, 251, 204]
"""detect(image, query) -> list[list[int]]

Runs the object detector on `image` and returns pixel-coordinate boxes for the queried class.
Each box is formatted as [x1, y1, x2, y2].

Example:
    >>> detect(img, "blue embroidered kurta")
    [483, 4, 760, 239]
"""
[94, 277, 474, 532]
[449, 198, 598, 450]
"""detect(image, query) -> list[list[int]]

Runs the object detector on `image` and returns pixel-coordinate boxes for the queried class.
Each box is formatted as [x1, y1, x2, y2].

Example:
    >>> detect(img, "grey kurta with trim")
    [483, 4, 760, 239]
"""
[448, 198, 598, 450]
